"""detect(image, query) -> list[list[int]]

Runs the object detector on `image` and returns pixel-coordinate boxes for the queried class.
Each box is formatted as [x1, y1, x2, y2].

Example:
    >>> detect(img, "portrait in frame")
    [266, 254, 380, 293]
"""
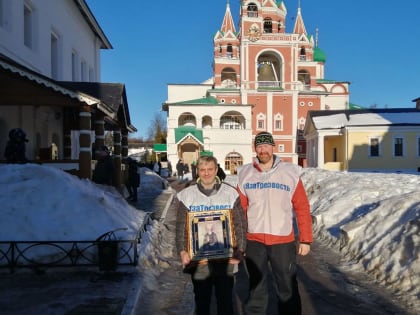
[186, 209, 235, 261]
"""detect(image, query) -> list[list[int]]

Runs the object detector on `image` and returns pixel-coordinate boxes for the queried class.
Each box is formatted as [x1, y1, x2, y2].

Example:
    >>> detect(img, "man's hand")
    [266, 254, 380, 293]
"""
[229, 249, 245, 264]
[180, 250, 191, 266]
[298, 243, 311, 256]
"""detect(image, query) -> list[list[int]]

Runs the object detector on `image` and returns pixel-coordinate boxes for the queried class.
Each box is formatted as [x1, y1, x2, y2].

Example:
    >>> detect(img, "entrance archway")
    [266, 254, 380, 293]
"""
[224, 152, 243, 175]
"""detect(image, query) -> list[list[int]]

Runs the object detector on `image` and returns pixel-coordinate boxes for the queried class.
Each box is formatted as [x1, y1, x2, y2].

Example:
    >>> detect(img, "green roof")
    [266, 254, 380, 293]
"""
[175, 96, 219, 105]
[349, 103, 365, 110]
[153, 144, 167, 152]
[175, 126, 203, 143]
[314, 47, 327, 63]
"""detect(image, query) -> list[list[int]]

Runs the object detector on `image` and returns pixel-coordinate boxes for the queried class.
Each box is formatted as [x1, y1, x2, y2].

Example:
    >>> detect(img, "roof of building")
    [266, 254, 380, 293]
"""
[153, 144, 167, 152]
[174, 96, 219, 105]
[175, 126, 203, 144]
[307, 108, 420, 130]
[0, 53, 136, 132]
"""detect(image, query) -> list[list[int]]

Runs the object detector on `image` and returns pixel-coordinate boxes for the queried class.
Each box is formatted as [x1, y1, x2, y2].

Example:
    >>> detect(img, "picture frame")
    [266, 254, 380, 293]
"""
[186, 209, 236, 261]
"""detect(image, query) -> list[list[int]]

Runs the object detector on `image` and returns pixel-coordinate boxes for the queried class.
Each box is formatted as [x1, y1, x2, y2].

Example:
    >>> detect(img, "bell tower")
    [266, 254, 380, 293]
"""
[165, 1, 349, 169]
[213, 1, 240, 89]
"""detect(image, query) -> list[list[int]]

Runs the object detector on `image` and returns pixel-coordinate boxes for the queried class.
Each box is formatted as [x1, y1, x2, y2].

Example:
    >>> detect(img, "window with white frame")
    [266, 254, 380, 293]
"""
[81, 60, 87, 81]
[89, 67, 94, 81]
[180, 114, 196, 126]
[220, 115, 242, 129]
[51, 31, 59, 80]
[24, 3, 33, 48]
[256, 113, 266, 130]
[369, 137, 381, 157]
[274, 113, 283, 131]
[71, 51, 78, 81]
[393, 136, 404, 157]
[278, 144, 284, 152]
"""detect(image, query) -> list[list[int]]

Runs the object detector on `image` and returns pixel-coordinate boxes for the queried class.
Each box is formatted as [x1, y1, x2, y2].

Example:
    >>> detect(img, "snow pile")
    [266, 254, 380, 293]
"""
[300, 168, 420, 305]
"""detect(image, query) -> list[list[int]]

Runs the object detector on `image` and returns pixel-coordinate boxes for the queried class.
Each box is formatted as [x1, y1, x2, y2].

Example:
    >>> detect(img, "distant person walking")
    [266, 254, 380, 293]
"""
[4, 128, 29, 164]
[191, 160, 197, 181]
[237, 131, 313, 315]
[153, 161, 161, 175]
[216, 163, 226, 181]
[176, 159, 184, 182]
[125, 157, 140, 202]
[92, 146, 114, 185]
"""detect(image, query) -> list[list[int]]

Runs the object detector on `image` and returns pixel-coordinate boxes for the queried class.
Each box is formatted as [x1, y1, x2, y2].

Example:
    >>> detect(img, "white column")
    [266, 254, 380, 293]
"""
[317, 135, 324, 168]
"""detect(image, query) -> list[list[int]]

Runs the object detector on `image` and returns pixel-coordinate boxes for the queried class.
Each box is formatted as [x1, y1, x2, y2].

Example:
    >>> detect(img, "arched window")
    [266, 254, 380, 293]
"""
[225, 152, 243, 175]
[178, 113, 197, 127]
[298, 70, 310, 90]
[257, 53, 282, 87]
[220, 111, 245, 129]
[300, 46, 306, 60]
[247, 3, 258, 17]
[221, 67, 237, 88]
[264, 18, 272, 33]
[227, 44, 233, 58]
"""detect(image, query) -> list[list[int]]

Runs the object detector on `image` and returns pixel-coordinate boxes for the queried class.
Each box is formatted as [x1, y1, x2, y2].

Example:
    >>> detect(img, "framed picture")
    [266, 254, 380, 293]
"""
[186, 209, 236, 261]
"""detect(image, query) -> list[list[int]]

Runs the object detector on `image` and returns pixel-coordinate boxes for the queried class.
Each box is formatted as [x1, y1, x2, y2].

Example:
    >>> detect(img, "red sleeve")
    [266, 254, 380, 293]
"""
[236, 185, 248, 214]
[292, 179, 313, 243]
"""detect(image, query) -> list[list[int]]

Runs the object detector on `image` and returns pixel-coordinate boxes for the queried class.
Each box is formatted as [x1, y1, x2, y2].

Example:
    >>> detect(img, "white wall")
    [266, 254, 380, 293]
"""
[0, 0, 107, 160]
[0, 0, 101, 81]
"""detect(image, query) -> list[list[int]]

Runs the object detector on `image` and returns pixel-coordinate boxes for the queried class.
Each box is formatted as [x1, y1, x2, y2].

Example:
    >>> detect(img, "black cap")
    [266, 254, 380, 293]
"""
[254, 131, 275, 147]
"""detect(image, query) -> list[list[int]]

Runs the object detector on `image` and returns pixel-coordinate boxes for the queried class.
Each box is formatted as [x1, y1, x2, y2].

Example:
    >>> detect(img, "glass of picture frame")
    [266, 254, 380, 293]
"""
[186, 209, 236, 261]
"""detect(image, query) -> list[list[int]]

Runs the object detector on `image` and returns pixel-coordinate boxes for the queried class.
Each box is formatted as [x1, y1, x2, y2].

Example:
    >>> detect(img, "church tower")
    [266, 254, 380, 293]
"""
[163, 1, 349, 171]
[208, 0, 349, 165]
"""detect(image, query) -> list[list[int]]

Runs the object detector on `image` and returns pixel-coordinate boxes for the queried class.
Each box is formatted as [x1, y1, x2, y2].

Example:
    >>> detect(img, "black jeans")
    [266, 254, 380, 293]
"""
[126, 184, 137, 200]
[245, 240, 301, 315]
[192, 274, 234, 315]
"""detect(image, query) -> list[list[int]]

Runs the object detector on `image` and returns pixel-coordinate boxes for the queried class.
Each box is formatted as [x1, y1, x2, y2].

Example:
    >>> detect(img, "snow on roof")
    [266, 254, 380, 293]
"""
[348, 112, 420, 126]
[312, 113, 347, 129]
[312, 110, 420, 130]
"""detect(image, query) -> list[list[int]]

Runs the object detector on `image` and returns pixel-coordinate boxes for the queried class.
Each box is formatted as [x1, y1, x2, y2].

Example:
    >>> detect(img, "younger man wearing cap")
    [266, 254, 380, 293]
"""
[236, 131, 313, 315]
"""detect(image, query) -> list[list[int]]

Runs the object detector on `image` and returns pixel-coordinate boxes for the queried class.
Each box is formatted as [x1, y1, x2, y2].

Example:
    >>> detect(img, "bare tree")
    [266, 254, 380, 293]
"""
[147, 113, 167, 143]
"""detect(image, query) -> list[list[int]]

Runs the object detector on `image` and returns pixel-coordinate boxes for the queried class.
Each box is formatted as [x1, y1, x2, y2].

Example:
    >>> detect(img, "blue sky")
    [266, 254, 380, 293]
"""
[86, 0, 420, 139]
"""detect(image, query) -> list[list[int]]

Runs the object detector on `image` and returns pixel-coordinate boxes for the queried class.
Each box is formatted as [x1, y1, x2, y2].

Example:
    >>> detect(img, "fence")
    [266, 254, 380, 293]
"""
[0, 213, 154, 273]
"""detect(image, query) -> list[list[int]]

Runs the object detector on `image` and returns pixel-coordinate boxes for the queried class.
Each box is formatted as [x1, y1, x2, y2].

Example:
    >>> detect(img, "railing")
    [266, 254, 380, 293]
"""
[239, 81, 311, 91]
[0, 239, 136, 273]
[0, 214, 154, 273]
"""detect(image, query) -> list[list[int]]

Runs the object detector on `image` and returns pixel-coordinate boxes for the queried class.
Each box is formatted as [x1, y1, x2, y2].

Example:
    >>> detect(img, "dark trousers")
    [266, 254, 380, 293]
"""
[245, 240, 301, 315]
[192, 274, 234, 315]
[126, 184, 137, 201]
